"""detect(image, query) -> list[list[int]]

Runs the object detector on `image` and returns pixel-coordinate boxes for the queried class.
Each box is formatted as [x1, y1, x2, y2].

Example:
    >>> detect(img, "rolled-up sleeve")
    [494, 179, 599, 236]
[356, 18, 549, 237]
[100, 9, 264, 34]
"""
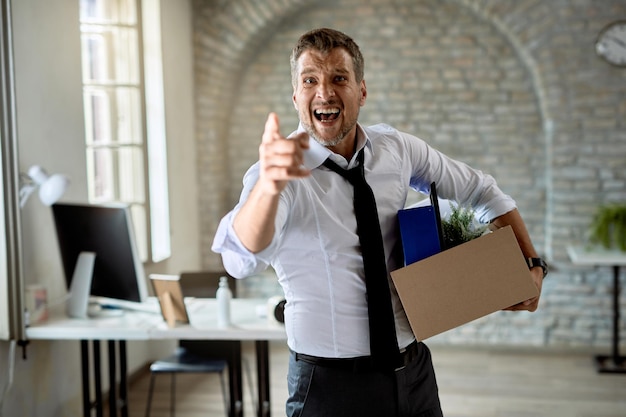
[211, 164, 284, 278]
[212, 210, 280, 277]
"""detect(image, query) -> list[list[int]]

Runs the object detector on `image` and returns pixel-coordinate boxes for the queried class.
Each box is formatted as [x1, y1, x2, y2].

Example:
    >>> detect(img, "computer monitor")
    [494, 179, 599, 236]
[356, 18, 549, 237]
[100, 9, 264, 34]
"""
[51, 202, 149, 316]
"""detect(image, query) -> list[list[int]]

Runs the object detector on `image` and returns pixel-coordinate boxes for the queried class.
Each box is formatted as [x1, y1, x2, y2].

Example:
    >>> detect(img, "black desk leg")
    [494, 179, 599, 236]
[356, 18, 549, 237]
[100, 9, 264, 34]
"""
[94, 341, 103, 417]
[80, 340, 104, 417]
[80, 340, 129, 416]
[595, 265, 626, 373]
[80, 341, 91, 417]
[119, 341, 128, 417]
[255, 341, 270, 417]
[106, 341, 129, 417]
[228, 342, 244, 417]
[108, 341, 117, 417]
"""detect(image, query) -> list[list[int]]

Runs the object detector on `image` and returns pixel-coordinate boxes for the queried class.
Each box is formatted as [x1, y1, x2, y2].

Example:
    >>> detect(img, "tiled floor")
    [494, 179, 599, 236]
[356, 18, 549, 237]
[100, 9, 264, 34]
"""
[129, 341, 626, 417]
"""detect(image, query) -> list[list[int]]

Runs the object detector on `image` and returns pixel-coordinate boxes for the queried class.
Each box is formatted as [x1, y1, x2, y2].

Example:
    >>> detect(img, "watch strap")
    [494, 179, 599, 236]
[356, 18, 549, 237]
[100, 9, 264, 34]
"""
[526, 257, 548, 279]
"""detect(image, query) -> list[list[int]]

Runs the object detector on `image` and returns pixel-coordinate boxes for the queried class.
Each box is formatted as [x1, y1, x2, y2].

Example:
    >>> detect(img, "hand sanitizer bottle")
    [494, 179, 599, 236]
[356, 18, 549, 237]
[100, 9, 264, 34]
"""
[216, 276, 232, 328]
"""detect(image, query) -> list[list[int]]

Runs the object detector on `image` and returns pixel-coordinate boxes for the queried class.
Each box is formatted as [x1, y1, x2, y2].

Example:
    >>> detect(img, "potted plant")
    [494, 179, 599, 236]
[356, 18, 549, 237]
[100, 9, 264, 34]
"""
[441, 203, 488, 249]
[588, 204, 626, 252]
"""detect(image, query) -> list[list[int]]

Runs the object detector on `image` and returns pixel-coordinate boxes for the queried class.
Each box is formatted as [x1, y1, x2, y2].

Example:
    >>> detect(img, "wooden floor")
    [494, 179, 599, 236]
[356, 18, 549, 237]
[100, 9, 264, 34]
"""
[127, 341, 626, 417]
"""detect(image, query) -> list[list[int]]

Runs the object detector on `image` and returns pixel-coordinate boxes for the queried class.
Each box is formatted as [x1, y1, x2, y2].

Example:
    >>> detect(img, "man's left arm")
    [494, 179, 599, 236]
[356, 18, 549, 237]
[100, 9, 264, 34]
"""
[490, 208, 544, 312]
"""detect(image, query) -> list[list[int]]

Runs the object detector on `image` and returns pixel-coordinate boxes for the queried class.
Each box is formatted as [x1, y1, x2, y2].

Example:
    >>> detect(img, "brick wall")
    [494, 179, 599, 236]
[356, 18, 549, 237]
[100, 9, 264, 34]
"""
[193, 0, 626, 349]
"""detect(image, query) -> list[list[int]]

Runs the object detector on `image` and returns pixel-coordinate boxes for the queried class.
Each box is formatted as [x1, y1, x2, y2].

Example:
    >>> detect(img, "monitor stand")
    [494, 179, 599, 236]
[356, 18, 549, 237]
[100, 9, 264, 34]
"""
[66, 251, 96, 318]
[65, 251, 156, 318]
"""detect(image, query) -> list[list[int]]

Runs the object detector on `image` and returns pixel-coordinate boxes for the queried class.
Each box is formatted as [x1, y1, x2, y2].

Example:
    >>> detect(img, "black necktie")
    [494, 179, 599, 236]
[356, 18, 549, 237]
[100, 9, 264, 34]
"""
[323, 148, 401, 370]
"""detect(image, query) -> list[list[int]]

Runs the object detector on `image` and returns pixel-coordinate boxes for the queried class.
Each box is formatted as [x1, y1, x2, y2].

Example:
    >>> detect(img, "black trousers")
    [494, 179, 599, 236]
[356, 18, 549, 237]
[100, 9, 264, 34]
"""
[286, 342, 443, 417]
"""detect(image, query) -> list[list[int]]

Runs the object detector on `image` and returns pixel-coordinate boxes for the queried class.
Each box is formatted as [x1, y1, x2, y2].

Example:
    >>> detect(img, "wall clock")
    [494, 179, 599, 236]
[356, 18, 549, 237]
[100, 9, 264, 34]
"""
[595, 21, 626, 67]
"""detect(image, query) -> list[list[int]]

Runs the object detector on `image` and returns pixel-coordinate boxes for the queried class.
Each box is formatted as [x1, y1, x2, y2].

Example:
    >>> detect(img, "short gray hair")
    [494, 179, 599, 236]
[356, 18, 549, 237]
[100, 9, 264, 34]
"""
[290, 28, 365, 88]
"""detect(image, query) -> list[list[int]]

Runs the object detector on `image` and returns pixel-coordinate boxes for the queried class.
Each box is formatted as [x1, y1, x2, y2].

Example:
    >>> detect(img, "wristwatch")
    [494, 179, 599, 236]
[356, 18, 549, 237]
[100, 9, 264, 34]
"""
[526, 257, 548, 279]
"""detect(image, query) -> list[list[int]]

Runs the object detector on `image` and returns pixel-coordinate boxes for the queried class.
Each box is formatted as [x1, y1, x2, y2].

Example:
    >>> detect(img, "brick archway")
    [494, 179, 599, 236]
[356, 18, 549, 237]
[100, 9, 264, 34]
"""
[195, 0, 553, 270]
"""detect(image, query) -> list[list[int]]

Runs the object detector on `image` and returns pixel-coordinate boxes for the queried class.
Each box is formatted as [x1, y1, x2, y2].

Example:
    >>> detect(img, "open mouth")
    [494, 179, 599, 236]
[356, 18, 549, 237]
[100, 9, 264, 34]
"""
[314, 108, 340, 122]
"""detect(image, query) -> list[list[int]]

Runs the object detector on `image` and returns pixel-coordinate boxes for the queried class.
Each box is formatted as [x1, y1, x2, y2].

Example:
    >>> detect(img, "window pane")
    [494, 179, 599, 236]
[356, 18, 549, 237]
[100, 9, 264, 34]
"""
[80, 26, 139, 84]
[86, 146, 144, 205]
[117, 146, 145, 203]
[116, 87, 142, 145]
[87, 148, 115, 201]
[80, 0, 137, 25]
[81, 33, 108, 82]
[83, 88, 112, 145]
[83, 87, 141, 146]
[113, 27, 139, 83]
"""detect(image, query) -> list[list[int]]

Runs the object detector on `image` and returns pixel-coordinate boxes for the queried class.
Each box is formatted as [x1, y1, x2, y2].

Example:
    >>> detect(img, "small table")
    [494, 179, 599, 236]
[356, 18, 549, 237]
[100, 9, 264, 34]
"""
[568, 246, 626, 373]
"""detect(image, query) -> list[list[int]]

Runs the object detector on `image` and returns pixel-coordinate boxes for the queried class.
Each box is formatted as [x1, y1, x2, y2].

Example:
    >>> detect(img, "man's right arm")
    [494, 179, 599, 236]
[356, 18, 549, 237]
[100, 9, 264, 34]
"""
[233, 113, 309, 253]
[232, 181, 282, 253]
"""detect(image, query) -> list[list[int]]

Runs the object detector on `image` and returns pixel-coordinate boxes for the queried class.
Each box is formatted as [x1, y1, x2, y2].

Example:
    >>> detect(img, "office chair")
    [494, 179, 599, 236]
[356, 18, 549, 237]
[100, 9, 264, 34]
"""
[144, 272, 239, 417]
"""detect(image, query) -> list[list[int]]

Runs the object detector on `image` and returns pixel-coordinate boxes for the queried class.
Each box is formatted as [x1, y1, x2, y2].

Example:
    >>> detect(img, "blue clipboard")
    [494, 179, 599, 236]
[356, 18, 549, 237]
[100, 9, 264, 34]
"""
[398, 182, 444, 265]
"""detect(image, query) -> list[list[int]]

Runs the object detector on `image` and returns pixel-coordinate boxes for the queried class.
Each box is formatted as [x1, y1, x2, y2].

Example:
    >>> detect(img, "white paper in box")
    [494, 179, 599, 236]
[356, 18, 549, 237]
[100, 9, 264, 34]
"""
[390, 226, 538, 341]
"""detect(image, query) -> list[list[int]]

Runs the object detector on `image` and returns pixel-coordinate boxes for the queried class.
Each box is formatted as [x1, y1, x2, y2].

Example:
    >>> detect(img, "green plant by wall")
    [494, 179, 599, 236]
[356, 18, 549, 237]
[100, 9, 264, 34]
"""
[588, 204, 626, 251]
[441, 203, 488, 249]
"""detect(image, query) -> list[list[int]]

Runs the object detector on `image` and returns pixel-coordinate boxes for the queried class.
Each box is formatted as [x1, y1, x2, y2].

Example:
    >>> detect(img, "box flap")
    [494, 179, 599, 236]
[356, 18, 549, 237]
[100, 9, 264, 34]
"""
[390, 226, 538, 340]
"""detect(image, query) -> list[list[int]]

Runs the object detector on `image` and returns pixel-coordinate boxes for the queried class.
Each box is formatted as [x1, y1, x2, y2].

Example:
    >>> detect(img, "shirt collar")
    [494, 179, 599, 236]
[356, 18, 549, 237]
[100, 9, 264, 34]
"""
[295, 123, 372, 170]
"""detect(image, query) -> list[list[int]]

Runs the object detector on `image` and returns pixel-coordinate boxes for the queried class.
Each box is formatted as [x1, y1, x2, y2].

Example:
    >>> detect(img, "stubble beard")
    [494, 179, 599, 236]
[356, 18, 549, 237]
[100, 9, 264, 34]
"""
[301, 108, 360, 148]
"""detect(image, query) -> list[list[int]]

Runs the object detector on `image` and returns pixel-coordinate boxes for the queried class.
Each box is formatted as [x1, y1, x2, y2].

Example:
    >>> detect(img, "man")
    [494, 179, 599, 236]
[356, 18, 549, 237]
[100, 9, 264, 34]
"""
[213, 28, 544, 417]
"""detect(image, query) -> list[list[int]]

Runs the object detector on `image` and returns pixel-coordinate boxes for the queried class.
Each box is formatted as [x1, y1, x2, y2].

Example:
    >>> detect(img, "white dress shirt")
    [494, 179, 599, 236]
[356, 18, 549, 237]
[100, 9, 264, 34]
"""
[212, 122, 516, 358]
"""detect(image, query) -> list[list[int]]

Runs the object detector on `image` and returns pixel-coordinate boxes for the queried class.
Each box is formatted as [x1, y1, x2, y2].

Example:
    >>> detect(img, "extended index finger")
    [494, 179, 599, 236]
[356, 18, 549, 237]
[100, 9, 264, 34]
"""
[262, 112, 281, 143]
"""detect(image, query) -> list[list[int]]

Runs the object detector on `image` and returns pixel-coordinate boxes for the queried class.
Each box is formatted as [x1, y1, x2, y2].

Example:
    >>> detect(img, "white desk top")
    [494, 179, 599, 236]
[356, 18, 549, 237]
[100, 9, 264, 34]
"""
[25, 310, 159, 340]
[26, 298, 286, 341]
[567, 245, 626, 267]
[151, 298, 287, 340]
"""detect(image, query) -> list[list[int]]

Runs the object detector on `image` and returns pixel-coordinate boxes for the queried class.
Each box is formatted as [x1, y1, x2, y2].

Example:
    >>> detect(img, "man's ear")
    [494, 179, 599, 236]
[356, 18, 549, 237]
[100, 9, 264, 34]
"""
[360, 80, 367, 106]
[292, 92, 298, 110]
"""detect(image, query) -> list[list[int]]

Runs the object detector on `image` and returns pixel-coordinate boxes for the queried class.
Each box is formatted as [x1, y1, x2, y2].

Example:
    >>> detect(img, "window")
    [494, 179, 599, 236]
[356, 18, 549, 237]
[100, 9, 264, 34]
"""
[79, 0, 170, 262]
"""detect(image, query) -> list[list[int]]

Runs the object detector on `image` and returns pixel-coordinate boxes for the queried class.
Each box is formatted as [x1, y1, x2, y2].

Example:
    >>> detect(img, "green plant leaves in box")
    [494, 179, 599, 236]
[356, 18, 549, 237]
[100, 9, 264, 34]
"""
[441, 203, 488, 249]
[588, 204, 626, 251]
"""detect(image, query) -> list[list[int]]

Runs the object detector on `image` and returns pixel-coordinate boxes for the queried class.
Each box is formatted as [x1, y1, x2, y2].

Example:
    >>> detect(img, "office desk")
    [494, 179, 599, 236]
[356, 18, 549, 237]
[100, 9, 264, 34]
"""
[26, 309, 156, 417]
[162, 298, 287, 417]
[568, 246, 626, 373]
[26, 298, 286, 417]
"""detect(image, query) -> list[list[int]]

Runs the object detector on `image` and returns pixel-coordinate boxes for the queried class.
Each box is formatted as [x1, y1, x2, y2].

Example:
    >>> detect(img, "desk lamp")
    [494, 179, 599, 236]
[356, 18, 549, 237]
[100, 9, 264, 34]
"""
[19, 165, 69, 208]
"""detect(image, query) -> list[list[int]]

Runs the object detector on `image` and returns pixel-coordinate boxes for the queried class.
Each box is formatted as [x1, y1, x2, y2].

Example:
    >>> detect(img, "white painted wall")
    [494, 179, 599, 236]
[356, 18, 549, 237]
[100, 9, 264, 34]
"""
[0, 1, 198, 415]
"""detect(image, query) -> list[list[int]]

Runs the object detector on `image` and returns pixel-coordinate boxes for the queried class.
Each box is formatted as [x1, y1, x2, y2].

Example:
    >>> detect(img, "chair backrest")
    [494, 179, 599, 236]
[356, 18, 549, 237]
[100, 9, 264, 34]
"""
[179, 271, 237, 298]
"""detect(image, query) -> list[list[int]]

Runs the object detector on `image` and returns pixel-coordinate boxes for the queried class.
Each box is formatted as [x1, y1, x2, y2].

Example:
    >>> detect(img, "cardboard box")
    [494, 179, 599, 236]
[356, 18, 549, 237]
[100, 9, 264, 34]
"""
[390, 226, 538, 341]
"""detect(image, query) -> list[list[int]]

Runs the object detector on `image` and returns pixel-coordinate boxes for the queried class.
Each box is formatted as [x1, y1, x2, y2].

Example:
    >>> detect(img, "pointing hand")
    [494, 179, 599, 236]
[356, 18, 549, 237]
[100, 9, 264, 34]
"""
[258, 112, 310, 195]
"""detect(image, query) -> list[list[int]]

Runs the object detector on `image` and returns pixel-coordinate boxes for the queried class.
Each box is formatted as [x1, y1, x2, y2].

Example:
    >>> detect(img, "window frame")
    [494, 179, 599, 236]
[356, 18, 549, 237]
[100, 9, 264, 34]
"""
[79, 0, 170, 263]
